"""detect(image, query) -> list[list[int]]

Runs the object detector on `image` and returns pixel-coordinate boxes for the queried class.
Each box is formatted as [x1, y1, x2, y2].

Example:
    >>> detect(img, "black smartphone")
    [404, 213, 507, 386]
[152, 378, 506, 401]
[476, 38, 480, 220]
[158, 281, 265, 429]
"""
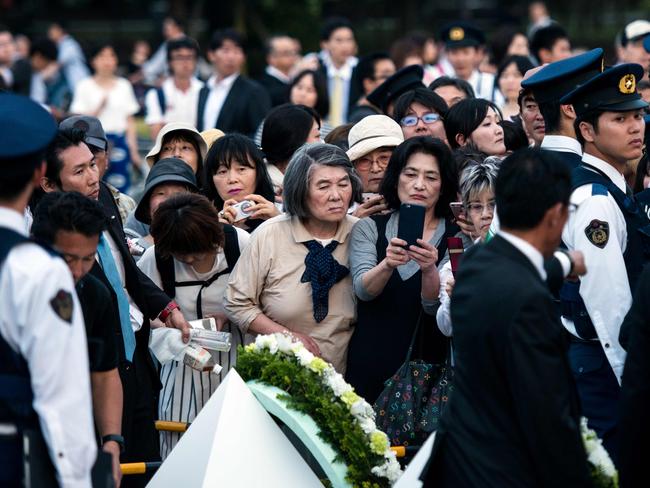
[397, 203, 426, 248]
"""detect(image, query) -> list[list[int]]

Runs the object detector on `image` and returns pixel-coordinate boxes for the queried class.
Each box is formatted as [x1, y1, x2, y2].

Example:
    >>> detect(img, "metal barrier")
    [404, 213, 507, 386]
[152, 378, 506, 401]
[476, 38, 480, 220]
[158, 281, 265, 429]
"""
[119, 420, 417, 475]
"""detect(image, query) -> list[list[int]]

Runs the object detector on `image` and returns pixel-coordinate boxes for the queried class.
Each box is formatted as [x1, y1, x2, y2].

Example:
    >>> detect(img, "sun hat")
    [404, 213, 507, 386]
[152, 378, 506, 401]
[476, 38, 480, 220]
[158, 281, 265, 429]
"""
[145, 122, 208, 167]
[200, 128, 226, 149]
[346, 115, 404, 162]
[134, 157, 199, 224]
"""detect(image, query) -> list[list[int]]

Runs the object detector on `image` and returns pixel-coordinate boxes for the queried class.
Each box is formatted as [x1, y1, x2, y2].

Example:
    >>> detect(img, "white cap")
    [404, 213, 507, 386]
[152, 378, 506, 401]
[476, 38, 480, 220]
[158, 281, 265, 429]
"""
[346, 115, 404, 162]
[623, 20, 650, 45]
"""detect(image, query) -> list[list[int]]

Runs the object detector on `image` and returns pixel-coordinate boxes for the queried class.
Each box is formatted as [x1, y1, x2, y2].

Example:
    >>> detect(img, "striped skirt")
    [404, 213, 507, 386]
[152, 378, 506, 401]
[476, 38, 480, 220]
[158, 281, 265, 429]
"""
[158, 323, 249, 458]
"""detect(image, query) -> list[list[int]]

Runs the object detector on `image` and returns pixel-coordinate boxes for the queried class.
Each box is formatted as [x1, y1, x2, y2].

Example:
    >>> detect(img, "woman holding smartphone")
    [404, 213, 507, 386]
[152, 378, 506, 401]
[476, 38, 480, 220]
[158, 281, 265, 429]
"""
[346, 136, 457, 403]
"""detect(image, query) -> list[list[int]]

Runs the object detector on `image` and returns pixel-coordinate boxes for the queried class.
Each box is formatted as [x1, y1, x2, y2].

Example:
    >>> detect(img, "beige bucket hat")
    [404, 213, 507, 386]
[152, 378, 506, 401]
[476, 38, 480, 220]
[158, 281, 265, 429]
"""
[346, 115, 404, 162]
[146, 122, 209, 166]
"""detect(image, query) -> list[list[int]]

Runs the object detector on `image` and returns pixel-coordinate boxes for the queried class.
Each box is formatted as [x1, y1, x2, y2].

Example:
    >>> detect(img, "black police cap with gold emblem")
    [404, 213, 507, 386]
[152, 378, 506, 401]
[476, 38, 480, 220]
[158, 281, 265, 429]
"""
[440, 22, 486, 48]
[560, 63, 649, 116]
[366, 65, 425, 113]
[520, 48, 604, 104]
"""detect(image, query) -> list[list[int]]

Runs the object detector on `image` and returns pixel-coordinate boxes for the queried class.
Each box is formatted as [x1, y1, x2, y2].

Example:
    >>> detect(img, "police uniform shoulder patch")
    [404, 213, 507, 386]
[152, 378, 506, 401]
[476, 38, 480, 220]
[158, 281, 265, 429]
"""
[50, 290, 73, 323]
[585, 219, 609, 248]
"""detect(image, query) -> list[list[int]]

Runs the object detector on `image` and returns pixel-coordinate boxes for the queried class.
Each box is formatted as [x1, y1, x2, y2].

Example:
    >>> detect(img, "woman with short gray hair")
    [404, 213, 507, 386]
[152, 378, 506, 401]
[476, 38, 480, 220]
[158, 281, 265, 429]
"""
[437, 161, 499, 336]
[225, 143, 361, 373]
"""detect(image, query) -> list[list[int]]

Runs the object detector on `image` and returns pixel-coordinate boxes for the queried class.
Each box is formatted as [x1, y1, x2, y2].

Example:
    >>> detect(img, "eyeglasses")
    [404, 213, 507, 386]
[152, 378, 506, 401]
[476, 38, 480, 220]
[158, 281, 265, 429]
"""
[400, 113, 441, 127]
[355, 154, 391, 171]
[466, 201, 496, 215]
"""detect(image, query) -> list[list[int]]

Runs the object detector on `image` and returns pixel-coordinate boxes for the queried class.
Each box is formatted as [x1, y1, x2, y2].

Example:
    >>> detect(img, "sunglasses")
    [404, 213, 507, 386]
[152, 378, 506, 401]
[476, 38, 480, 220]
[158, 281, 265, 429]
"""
[400, 112, 441, 127]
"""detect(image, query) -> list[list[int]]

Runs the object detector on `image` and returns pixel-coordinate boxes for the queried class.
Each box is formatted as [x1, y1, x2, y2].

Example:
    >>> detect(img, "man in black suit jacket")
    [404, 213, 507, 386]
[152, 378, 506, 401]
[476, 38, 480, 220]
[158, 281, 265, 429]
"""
[197, 29, 271, 137]
[619, 264, 650, 487]
[41, 128, 192, 486]
[257, 35, 297, 107]
[423, 148, 591, 487]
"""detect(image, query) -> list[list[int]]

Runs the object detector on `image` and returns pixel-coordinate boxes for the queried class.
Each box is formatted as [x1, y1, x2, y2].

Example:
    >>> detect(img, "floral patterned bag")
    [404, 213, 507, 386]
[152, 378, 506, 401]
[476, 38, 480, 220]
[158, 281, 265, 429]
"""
[373, 315, 454, 448]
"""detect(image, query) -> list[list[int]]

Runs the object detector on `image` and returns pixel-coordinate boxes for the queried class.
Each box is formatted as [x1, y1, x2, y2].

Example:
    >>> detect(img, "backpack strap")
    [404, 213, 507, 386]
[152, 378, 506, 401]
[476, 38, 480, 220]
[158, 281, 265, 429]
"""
[221, 224, 241, 272]
[154, 247, 176, 299]
[160, 226, 241, 318]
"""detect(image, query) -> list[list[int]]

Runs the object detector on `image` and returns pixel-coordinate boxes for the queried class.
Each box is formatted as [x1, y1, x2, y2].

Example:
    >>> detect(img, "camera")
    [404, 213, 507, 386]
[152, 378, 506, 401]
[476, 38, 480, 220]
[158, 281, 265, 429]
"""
[231, 200, 254, 222]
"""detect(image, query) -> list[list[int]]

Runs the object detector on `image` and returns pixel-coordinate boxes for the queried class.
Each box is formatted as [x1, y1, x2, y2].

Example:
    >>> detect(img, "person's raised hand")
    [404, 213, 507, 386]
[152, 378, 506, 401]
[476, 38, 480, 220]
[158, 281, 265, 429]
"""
[352, 195, 388, 219]
[204, 312, 229, 331]
[102, 441, 122, 488]
[446, 276, 455, 298]
[290, 331, 321, 357]
[385, 237, 410, 269]
[455, 214, 476, 240]
[245, 193, 281, 220]
[567, 250, 587, 280]
[166, 308, 191, 343]
[218, 199, 239, 225]
[408, 239, 439, 273]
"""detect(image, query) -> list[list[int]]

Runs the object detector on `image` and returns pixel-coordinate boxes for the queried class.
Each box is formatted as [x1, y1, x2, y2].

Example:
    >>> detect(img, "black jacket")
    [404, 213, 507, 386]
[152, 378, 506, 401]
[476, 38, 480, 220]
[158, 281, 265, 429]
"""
[196, 75, 271, 137]
[257, 71, 290, 107]
[619, 264, 650, 487]
[90, 183, 170, 369]
[425, 235, 591, 488]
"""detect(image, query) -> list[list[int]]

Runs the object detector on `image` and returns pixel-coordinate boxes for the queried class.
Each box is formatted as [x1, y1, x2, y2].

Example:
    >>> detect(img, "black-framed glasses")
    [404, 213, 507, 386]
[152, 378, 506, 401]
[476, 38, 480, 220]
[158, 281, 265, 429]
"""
[400, 113, 441, 127]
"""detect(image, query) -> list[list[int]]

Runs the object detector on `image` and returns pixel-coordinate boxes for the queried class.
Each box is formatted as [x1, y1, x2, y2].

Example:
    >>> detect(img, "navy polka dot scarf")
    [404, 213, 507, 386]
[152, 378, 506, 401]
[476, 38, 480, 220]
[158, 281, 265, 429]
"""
[300, 240, 349, 323]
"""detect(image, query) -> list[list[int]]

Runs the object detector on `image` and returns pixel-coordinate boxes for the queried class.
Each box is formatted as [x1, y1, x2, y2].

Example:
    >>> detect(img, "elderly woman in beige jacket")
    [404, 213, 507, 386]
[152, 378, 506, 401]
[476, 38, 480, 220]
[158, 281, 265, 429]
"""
[225, 143, 361, 373]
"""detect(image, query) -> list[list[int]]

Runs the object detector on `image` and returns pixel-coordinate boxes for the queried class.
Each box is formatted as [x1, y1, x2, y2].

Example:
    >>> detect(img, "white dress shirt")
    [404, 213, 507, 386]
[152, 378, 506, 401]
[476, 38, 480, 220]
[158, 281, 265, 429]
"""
[202, 73, 238, 131]
[144, 77, 203, 126]
[561, 153, 629, 383]
[0, 207, 96, 487]
[499, 230, 547, 280]
[541, 135, 582, 156]
[265, 65, 291, 84]
[466, 70, 496, 102]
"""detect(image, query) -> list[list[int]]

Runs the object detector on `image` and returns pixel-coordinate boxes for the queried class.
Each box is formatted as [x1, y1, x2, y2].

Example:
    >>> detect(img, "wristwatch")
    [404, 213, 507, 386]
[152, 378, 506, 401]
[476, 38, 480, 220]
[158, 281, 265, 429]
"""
[102, 434, 125, 453]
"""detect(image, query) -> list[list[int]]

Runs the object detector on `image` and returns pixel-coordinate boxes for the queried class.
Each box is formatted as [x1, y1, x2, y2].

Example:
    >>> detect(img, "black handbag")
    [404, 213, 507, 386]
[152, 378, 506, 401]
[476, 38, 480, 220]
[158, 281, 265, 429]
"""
[373, 314, 454, 447]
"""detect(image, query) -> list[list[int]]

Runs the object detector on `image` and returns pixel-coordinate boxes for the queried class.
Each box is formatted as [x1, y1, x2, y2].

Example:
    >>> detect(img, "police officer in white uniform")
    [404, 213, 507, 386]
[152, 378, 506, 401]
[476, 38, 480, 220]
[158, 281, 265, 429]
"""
[0, 93, 96, 486]
[559, 63, 650, 463]
[521, 48, 605, 172]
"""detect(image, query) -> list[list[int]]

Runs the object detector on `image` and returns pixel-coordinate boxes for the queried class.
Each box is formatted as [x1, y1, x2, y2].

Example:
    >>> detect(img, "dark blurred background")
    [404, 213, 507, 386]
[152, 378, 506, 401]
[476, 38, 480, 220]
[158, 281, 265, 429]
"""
[2, 0, 649, 73]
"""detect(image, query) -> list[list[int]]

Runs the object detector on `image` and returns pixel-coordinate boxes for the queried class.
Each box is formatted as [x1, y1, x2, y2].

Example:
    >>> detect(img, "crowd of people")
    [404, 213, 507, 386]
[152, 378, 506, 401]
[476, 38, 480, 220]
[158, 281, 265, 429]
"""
[3, 3, 650, 487]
